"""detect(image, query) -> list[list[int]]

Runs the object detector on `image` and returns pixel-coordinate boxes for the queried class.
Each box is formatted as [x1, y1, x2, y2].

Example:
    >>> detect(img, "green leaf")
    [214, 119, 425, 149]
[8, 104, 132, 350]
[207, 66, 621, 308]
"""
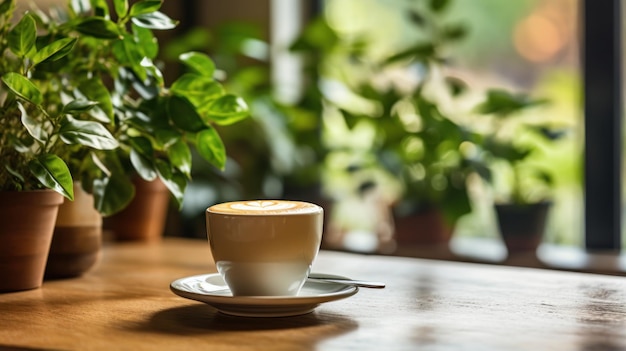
[62, 99, 99, 113]
[5, 164, 25, 183]
[28, 154, 74, 200]
[179, 51, 215, 78]
[112, 34, 142, 65]
[155, 159, 185, 208]
[467, 159, 492, 183]
[0, 0, 15, 16]
[8, 14, 36, 57]
[132, 23, 158, 59]
[445, 77, 467, 97]
[58, 116, 119, 150]
[167, 95, 206, 132]
[112, 34, 147, 81]
[196, 127, 226, 170]
[129, 136, 157, 180]
[484, 137, 530, 162]
[129, 0, 162, 16]
[130, 148, 157, 181]
[75, 17, 121, 39]
[441, 180, 471, 224]
[131, 11, 177, 30]
[141, 60, 165, 88]
[128, 136, 153, 159]
[289, 16, 338, 52]
[91, 0, 110, 17]
[170, 73, 224, 107]
[429, 0, 451, 13]
[93, 173, 135, 216]
[442, 24, 467, 42]
[167, 139, 191, 177]
[77, 78, 113, 122]
[113, 0, 128, 17]
[32, 37, 77, 66]
[76, 152, 103, 194]
[204, 94, 249, 126]
[536, 169, 553, 186]
[8, 133, 34, 153]
[477, 89, 547, 117]
[17, 101, 48, 142]
[132, 98, 170, 131]
[154, 129, 181, 148]
[531, 125, 567, 141]
[384, 42, 435, 65]
[2, 72, 43, 106]
[408, 10, 426, 27]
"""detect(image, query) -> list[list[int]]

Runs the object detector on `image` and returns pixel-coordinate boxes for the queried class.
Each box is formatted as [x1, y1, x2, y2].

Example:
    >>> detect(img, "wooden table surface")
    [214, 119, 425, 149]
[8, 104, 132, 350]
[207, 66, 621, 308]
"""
[2, 238, 626, 351]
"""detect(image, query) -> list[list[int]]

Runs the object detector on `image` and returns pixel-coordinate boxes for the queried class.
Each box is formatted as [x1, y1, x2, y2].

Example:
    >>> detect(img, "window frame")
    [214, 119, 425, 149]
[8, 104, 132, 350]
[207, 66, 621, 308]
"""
[583, 0, 623, 251]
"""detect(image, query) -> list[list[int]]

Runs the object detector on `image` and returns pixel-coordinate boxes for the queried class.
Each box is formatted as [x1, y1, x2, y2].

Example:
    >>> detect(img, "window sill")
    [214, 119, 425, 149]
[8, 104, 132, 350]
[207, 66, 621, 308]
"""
[392, 237, 626, 276]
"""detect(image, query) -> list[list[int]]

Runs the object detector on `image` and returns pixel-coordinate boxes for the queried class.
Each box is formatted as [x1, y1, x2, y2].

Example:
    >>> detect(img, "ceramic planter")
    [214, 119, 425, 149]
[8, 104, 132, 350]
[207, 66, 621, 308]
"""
[104, 178, 170, 242]
[393, 208, 454, 246]
[0, 190, 63, 292]
[45, 183, 102, 279]
[495, 201, 551, 255]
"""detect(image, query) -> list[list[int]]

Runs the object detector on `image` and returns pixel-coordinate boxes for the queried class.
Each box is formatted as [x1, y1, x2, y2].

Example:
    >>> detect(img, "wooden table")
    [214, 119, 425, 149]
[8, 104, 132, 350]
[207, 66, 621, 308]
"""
[2, 238, 626, 350]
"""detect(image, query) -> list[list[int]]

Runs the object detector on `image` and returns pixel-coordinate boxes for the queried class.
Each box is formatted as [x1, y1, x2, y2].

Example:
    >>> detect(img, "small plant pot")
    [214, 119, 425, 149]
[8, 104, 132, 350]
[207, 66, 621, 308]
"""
[45, 183, 102, 279]
[104, 178, 170, 242]
[0, 190, 64, 292]
[495, 202, 551, 255]
[393, 208, 454, 246]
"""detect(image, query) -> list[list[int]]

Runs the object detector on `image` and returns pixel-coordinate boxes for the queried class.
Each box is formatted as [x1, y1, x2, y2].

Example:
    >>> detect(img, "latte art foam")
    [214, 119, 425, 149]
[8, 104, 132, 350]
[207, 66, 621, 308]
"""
[208, 200, 322, 215]
[231, 200, 296, 211]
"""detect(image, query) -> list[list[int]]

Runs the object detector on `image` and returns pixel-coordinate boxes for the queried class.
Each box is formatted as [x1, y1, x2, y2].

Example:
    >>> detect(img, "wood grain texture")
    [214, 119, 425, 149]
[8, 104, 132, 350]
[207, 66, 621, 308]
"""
[1, 238, 626, 350]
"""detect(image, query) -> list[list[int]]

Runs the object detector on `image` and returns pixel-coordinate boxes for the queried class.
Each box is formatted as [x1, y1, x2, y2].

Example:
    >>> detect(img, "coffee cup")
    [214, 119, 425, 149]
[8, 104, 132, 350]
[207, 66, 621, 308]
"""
[206, 200, 323, 296]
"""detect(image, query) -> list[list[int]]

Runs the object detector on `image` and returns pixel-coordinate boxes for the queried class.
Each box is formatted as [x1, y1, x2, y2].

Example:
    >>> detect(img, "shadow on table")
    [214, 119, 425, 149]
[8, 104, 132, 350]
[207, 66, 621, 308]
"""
[130, 303, 358, 338]
[0, 346, 65, 351]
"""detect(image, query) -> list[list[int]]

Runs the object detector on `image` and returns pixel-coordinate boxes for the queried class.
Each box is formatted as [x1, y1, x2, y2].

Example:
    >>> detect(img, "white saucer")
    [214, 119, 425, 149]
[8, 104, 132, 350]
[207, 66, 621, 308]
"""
[170, 273, 359, 317]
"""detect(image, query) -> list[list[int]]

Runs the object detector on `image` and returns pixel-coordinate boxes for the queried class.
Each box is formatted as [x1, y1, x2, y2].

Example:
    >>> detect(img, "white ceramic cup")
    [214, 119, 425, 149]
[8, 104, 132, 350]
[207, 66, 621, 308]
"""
[206, 200, 323, 296]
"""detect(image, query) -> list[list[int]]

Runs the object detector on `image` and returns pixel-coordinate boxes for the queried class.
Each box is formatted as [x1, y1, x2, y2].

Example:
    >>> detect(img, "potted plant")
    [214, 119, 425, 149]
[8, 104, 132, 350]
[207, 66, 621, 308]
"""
[291, 0, 483, 248]
[45, 0, 249, 242]
[0, 0, 119, 290]
[2, 0, 249, 284]
[474, 88, 565, 255]
[380, 90, 482, 247]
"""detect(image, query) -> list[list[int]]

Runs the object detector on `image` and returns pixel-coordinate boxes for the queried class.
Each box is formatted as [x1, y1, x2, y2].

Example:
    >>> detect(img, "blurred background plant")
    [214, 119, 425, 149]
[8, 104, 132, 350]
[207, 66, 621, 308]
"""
[474, 88, 569, 205]
[162, 19, 327, 236]
[98, 0, 580, 252]
[287, 0, 493, 252]
[313, 0, 580, 252]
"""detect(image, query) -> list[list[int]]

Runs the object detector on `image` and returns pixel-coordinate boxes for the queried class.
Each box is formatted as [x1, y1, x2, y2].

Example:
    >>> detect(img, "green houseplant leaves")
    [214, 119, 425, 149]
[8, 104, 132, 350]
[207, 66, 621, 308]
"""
[474, 89, 562, 205]
[28, 154, 74, 200]
[2, 73, 43, 105]
[8, 14, 36, 57]
[0, 0, 248, 215]
[68, 0, 247, 215]
[0, 4, 119, 201]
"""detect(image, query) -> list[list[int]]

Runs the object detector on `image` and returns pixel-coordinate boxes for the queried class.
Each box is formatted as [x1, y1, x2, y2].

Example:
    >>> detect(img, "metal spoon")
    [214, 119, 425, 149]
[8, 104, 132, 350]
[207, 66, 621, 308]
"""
[308, 273, 386, 289]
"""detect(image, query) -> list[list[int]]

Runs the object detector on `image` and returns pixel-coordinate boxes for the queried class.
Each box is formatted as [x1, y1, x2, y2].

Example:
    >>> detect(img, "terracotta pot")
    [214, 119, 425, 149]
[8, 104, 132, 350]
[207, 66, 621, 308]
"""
[104, 178, 170, 242]
[495, 202, 551, 255]
[45, 183, 102, 279]
[393, 208, 454, 246]
[0, 190, 63, 292]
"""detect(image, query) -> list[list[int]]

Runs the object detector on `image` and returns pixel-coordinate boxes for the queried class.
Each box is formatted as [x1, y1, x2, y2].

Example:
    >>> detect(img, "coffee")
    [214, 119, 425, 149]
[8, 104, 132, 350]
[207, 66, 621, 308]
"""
[208, 200, 321, 215]
[206, 200, 323, 296]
